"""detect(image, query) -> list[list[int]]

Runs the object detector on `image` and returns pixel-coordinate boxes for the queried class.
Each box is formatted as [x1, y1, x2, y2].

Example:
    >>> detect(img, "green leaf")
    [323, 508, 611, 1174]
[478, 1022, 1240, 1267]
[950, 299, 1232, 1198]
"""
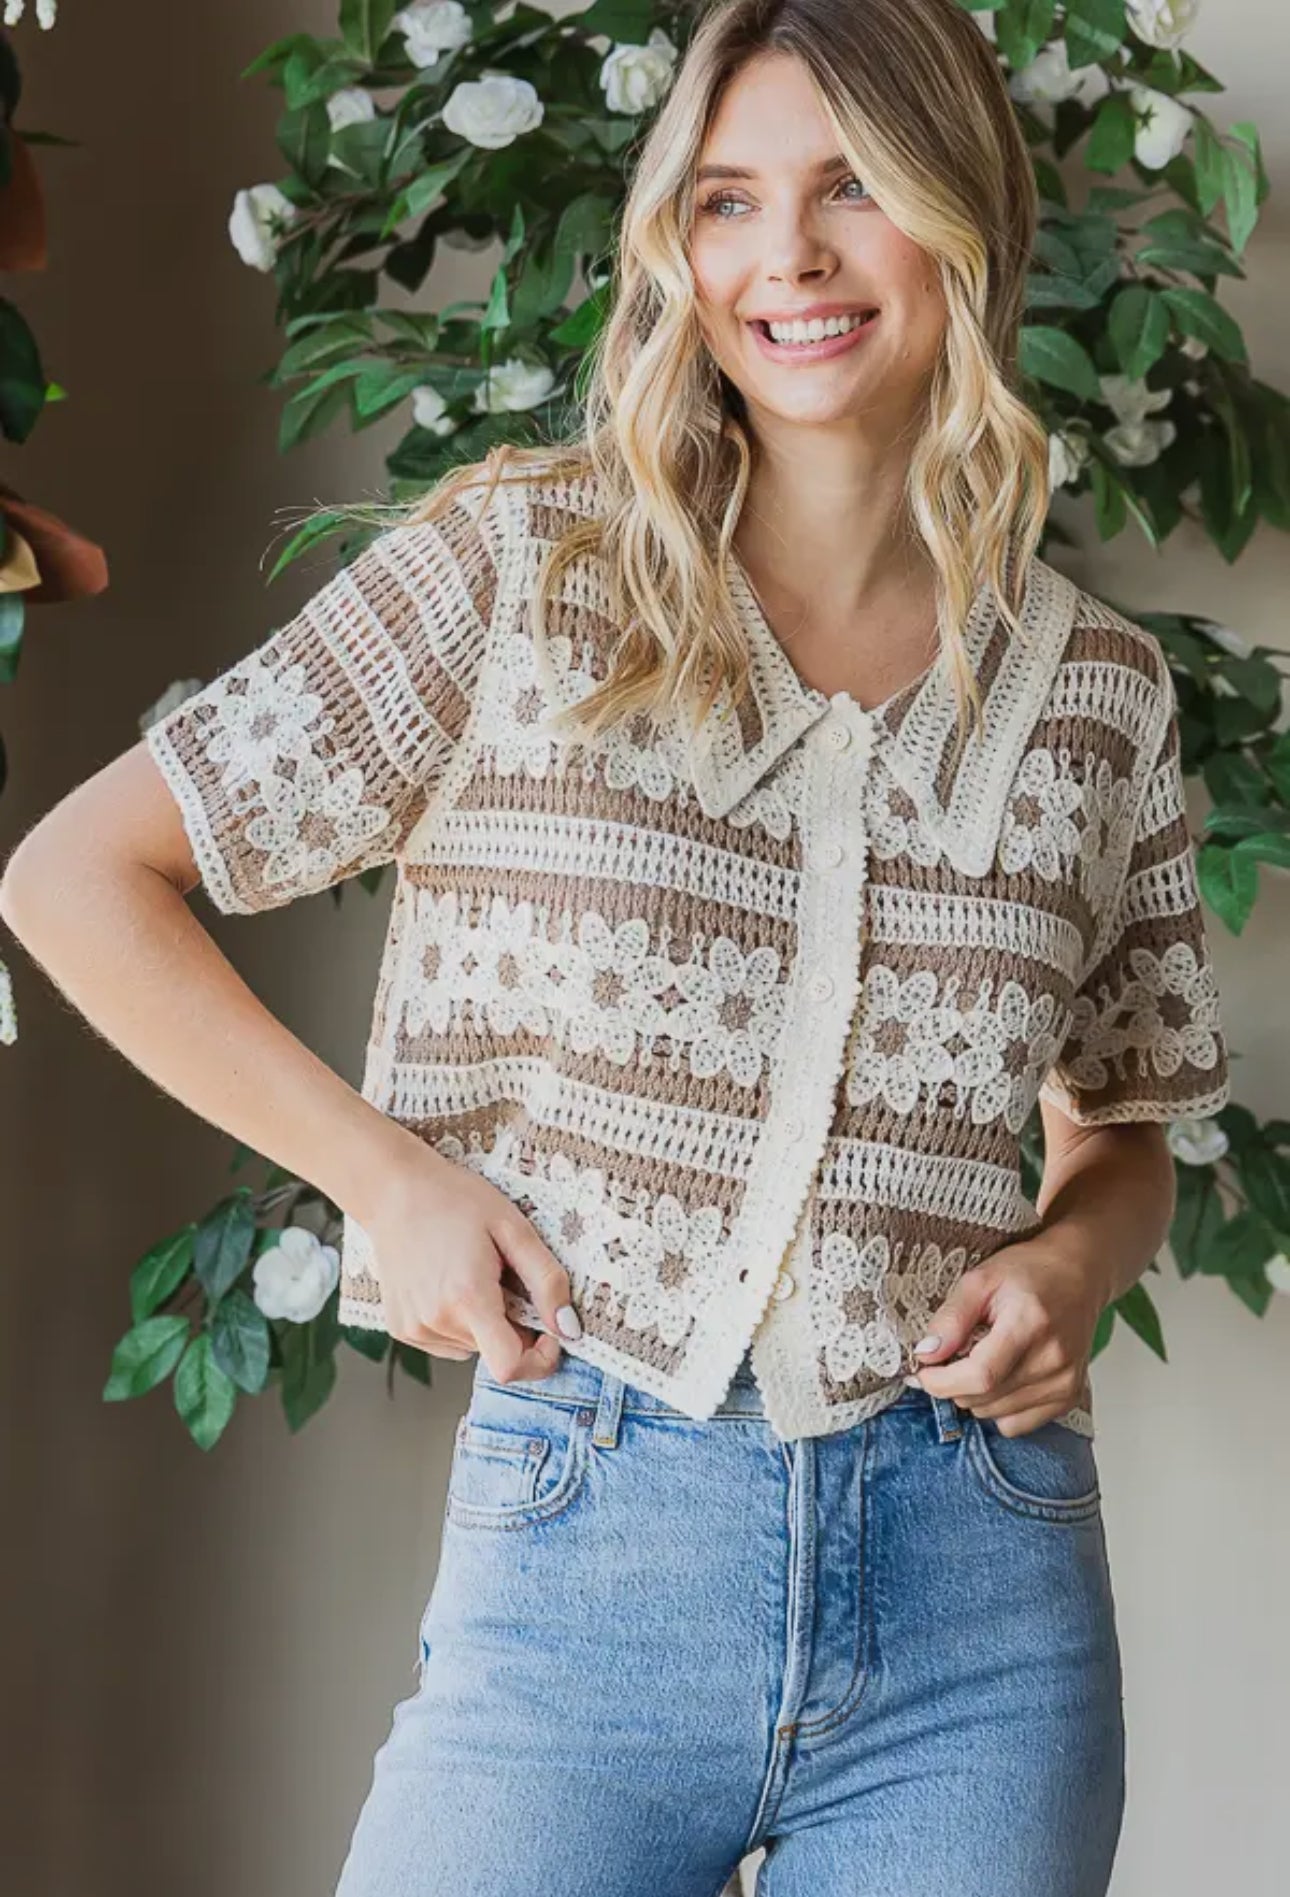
[481, 264, 510, 336]
[1234, 832, 1290, 871]
[381, 152, 472, 238]
[1089, 1303, 1117, 1359]
[1202, 1208, 1279, 1281]
[1064, 0, 1127, 67]
[1114, 1282, 1167, 1361]
[1196, 840, 1258, 932]
[341, 1323, 391, 1361]
[129, 1227, 195, 1323]
[279, 376, 353, 454]
[1108, 284, 1170, 379]
[1217, 653, 1283, 716]
[276, 101, 332, 189]
[279, 1312, 339, 1431]
[511, 242, 578, 329]
[0, 296, 47, 443]
[210, 1288, 273, 1394]
[174, 1334, 238, 1451]
[1160, 287, 1247, 364]
[265, 509, 351, 583]
[1222, 139, 1260, 257]
[339, 0, 399, 65]
[394, 1339, 432, 1384]
[1237, 1144, 1290, 1235]
[1089, 457, 1127, 540]
[1086, 93, 1138, 175]
[548, 283, 610, 348]
[1191, 115, 1226, 217]
[193, 1193, 258, 1304]
[1170, 1167, 1227, 1280]
[1019, 324, 1101, 400]
[574, 0, 656, 43]
[995, 0, 1058, 73]
[103, 1315, 190, 1402]
[0, 593, 23, 683]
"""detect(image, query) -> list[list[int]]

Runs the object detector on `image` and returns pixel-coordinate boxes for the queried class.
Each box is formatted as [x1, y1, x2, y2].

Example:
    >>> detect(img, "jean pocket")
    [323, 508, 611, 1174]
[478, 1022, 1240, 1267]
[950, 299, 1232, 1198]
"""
[965, 1413, 1102, 1524]
[446, 1377, 593, 1531]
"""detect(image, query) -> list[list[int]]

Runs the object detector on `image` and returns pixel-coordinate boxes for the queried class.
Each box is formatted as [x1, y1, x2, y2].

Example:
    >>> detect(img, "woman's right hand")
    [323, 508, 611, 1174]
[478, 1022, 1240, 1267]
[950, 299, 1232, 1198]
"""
[363, 1144, 581, 1384]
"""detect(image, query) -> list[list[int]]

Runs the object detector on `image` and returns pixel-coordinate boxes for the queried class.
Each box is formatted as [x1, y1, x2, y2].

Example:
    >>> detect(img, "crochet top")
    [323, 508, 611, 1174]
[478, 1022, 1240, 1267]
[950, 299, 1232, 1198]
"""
[145, 461, 1231, 1442]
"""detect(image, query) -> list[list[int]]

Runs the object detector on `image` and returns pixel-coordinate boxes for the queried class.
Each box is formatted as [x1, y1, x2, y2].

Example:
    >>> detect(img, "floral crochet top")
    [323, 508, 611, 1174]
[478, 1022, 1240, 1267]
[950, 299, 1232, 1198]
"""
[145, 462, 1231, 1442]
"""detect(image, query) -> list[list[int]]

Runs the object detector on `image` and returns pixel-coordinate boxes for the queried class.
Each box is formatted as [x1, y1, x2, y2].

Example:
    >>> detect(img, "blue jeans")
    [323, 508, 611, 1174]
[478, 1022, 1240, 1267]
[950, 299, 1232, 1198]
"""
[335, 1346, 1125, 1896]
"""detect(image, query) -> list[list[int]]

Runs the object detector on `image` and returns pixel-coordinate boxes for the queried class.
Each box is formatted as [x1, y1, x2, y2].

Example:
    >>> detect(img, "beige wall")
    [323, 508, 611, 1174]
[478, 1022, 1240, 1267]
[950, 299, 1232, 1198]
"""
[1, 5, 1286, 1895]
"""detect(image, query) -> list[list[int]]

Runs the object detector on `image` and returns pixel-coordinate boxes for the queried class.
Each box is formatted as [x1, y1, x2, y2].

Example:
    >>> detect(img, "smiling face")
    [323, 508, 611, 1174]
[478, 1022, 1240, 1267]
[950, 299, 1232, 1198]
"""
[688, 50, 949, 439]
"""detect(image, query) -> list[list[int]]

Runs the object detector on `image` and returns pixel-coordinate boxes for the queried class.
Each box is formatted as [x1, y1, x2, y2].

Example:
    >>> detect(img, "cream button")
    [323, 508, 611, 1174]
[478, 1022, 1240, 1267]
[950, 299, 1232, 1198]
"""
[824, 722, 851, 750]
[771, 1271, 796, 1301]
[808, 972, 834, 1002]
[783, 1114, 805, 1141]
[815, 840, 844, 870]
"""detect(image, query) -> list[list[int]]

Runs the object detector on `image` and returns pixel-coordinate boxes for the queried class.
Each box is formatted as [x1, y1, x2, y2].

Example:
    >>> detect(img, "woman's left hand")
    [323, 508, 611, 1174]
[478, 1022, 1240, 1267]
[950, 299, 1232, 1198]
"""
[906, 1237, 1110, 1437]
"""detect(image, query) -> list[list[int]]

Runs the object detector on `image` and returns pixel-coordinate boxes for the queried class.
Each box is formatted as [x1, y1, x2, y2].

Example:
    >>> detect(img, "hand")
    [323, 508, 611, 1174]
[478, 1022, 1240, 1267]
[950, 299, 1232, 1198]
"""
[363, 1145, 581, 1385]
[906, 1236, 1109, 1436]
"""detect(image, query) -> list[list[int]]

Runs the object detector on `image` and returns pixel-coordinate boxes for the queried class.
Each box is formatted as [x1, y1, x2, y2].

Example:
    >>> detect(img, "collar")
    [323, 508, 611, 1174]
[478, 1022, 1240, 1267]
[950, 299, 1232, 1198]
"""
[686, 546, 1079, 876]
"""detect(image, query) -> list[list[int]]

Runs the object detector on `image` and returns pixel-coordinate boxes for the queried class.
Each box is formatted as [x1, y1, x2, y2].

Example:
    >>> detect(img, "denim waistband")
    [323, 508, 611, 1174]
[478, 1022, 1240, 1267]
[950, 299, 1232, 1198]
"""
[477, 1341, 927, 1424]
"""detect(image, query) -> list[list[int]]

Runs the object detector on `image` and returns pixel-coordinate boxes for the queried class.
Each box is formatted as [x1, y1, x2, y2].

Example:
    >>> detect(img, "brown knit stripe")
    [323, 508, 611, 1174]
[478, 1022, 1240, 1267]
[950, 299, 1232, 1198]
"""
[1063, 614, 1163, 684]
[342, 547, 477, 745]
[428, 503, 500, 630]
[451, 746, 806, 871]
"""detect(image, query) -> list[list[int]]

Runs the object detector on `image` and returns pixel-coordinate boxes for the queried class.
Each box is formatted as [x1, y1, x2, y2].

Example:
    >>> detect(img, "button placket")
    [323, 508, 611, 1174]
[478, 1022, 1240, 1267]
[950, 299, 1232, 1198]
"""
[689, 701, 877, 1419]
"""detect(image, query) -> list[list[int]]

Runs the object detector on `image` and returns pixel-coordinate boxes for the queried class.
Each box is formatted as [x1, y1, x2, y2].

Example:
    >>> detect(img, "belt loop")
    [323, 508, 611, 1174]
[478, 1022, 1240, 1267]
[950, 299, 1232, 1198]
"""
[929, 1391, 965, 1443]
[591, 1369, 626, 1450]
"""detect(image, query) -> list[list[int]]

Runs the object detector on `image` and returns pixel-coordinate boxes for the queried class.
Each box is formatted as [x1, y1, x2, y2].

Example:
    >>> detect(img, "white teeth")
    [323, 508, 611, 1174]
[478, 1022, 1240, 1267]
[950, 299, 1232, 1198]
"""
[765, 310, 873, 345]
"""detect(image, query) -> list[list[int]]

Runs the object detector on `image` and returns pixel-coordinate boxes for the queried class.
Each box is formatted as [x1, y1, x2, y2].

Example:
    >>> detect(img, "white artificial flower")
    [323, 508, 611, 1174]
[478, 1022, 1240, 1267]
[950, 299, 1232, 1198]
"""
[1266, 1253, 1290, 1295]
[228, 183, 298, 273]
[1008, 41, 1106, 108]
[1099, 373, 1174, 427]
[442, 72, 544, 149]
[138, 677, 204, 734]
[392, 0, 473, 70]
[1127, 0, 1201, 52]
[599, 28, 679, 115]
[1195, 618, 1252, 660]
[1180, 333, 1209, 361]
[1048, 430, 1092, 489]
[0, 958, 15, 1046]
[1105, 417, 1176, 465]
[471, 356, 555, 412]
[1129, 84, 1193, 170]
[326, 88, 378, 134]
[251, 1225, 341, 1324]
[3, 1, 58, 26]
[411, 384, 458, 436]
[1166, 1115, 1230, 1166]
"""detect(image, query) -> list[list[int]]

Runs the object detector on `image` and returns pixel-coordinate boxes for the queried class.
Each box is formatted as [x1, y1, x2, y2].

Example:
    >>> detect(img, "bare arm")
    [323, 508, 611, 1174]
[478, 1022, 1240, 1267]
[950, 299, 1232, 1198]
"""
[1034, 1102, 1177, 1307]
[0, 738, 575, 1381]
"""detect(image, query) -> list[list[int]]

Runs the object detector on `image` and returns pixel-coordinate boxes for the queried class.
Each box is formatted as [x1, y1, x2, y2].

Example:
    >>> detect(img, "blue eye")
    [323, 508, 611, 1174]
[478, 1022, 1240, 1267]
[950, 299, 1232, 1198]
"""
[697, 174, 870, 218]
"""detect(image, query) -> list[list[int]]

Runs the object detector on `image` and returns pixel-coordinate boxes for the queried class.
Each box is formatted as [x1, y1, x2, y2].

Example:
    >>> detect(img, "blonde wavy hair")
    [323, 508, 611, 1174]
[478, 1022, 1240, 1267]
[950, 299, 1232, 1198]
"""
[331, 0, 1049, 757]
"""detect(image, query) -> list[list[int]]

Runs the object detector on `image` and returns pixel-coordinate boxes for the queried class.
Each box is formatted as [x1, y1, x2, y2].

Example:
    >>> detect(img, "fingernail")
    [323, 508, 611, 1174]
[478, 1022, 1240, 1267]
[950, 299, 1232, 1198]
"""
[903, 1374, 922, 1388]
[913, 1334, 942, 1354]
[555, 1304, 582, 1340]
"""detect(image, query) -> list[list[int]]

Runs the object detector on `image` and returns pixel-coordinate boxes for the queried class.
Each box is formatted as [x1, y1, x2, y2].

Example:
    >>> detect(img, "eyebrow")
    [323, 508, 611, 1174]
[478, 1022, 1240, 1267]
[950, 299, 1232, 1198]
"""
[694, 153, 853, 184]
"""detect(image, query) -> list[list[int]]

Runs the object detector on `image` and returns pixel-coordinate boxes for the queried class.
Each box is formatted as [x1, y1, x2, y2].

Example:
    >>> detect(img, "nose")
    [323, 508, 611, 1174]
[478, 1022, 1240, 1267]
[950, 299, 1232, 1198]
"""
[761, 212, 839, 289]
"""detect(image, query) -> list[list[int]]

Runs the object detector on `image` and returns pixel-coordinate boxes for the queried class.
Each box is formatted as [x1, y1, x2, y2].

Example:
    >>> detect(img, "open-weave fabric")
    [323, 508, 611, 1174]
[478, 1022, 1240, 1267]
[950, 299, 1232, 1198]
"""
[146, 463, 1231, 1441]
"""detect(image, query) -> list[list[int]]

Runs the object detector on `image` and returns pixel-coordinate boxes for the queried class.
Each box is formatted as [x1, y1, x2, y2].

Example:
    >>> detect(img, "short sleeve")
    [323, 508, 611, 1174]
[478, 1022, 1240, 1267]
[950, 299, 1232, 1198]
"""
[144, 491, 499, 915]
[1038, 688, 1231, 1128]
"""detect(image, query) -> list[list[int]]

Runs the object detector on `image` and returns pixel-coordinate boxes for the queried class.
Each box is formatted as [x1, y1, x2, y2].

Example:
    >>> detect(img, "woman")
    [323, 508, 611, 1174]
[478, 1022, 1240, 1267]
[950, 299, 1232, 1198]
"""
[0, 2, 1230, 1893]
